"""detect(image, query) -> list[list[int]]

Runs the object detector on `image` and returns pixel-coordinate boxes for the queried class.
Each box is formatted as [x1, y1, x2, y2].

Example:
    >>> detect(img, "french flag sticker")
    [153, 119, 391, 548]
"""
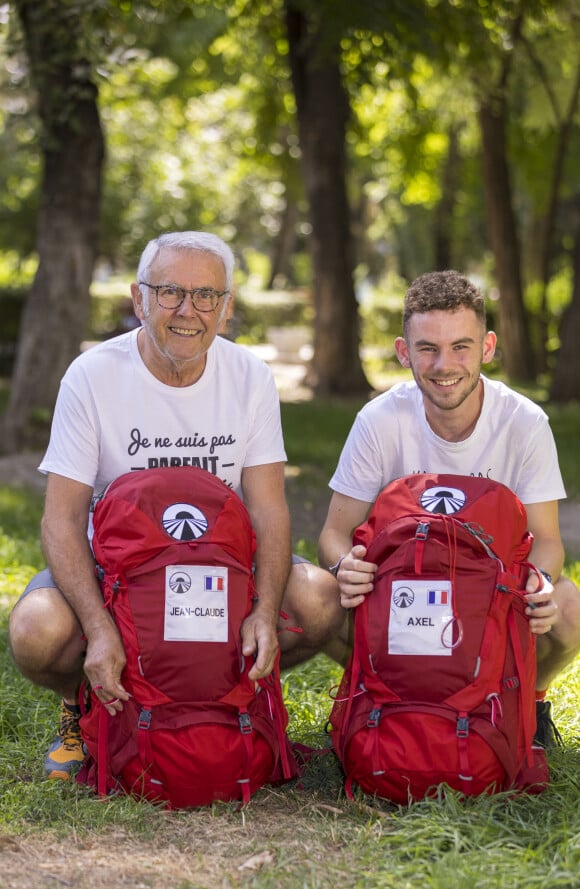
[205, 575, 224, 592]
[428, 588, 449, 606]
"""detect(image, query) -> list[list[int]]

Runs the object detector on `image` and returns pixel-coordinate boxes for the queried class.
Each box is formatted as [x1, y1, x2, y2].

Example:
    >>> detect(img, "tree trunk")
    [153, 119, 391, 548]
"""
[478, 99, 534, 382]
[0, 0, 105, 453]
[550, 196, 580, 402]
[266, 199, 299, 289]
[434, 124, 461, 271]
[284, 2, 369, 394]
[532, 61, 580, 374]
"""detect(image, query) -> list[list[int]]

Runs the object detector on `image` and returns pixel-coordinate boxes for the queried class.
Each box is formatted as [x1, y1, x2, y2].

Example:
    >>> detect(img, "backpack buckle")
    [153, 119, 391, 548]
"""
[415, 522, 430, 540]
[367, 707, 382, 728]
[456, 715, 469, 738]
[239, 712, 252, 734]
[503, 676, 520, 690]
[138, 708, 152, 730]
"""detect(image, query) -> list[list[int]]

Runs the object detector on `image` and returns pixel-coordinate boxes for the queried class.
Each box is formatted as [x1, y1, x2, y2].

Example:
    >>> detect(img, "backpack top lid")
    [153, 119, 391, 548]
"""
[92, 466, 256, 575]
[354, 473, 532, 567]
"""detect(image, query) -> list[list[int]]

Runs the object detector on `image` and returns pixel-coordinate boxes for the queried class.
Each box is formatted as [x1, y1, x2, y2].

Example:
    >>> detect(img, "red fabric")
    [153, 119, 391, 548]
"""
[330, 473, 548, 804]
[78, 466, 297, 807]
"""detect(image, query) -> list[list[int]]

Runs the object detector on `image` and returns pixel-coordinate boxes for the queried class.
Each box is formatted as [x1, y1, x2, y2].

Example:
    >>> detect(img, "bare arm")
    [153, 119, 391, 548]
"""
[318, 491, 377, 609]
[525, 500, 565, 583]
[41, 473, 129, 711]
[523, 500, 564, 636]
[240, 462, 291, 679]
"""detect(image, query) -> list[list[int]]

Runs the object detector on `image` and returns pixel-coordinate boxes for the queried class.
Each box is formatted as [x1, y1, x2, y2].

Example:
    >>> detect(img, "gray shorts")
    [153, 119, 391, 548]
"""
[21, 567, 56, 596]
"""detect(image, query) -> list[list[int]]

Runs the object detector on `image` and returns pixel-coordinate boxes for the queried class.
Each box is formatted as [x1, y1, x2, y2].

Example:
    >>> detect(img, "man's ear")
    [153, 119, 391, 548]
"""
[218, 291, 235, 335]
[482, 330, 497, 364]
[131, 282, 145, 321]
[394, 336, 411, 368]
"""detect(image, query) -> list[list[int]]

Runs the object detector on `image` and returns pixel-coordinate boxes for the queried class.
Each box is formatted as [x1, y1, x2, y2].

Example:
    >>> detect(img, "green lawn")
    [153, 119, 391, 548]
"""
[1, 397, 579, 889]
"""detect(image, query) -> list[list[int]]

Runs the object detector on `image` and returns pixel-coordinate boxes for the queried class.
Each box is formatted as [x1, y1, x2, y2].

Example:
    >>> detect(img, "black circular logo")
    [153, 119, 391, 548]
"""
[420, 486, 466, 515]
[168, 571, 192, 594]
[393, 586, 415, 608]
[162, 502, 209, 540]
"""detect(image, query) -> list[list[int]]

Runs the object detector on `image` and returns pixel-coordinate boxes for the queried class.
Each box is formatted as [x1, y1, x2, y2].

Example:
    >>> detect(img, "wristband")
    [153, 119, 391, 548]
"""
[538, 569, 552, 584]
[328, 556, 345, 578]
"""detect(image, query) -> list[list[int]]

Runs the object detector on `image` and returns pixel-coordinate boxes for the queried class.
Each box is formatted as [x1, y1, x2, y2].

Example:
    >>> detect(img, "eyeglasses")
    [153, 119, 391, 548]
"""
[138, 282, 229, 312]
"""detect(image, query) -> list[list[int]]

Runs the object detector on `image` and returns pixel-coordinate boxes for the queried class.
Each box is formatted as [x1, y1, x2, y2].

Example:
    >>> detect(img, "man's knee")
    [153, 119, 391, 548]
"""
[557, 572, 580, 618]
[544, 574, 580, 657]
[9, 587, 83, 673]
[280, 561, 343, 649]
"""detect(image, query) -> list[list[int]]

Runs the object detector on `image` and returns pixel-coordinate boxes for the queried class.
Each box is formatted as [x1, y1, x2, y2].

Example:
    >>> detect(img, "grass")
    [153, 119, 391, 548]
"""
[281, 398, 360, 480]
[0, 398, 580, 888]
[545, 403, 580, 498]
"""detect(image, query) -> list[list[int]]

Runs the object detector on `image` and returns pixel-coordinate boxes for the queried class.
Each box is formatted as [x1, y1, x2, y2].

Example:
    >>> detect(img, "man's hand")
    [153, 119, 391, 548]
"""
[241, 608, 280, 681]
[525, 569, 558, 636]
[336, 544, 378, 609]
[83, 620, 130, 715]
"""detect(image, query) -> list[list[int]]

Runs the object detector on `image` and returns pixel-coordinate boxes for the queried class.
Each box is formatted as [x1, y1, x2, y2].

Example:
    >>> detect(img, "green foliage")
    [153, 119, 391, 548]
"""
[282, 654, 342, 747]
[281, 399, 359, 480]
[0, 17, 41, 259]
[358, 271, 406, 351]
[0, 252, 36, 287]
[0, 486, 44, 578]
[546, 404, 580, 498]
[1, 0, 579, 366]
[235, 288, 312, 344]
[89, 278, 135, 338]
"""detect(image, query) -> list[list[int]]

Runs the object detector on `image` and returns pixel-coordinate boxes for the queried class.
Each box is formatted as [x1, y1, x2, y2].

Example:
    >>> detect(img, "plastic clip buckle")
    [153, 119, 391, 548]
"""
[239, 712, 252, 734]
[138, 708, 152, 730]
[415, 522, 430, 540]
[503, 676, 520, 690]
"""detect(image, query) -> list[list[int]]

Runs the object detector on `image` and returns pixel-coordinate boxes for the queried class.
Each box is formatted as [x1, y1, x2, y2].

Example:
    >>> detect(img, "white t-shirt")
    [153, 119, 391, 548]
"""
[40, 330, 286, 500]
[329, 376, 566, 506]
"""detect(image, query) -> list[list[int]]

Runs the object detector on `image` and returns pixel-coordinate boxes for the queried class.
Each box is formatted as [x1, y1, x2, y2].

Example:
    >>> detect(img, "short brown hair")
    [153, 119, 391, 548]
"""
[403, 270, 486, 335]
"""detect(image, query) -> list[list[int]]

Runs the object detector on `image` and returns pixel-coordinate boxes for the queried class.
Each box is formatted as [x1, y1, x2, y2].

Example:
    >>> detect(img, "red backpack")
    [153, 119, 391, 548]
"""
[329, 474, 549, 805]
[77, 466, 298, 808]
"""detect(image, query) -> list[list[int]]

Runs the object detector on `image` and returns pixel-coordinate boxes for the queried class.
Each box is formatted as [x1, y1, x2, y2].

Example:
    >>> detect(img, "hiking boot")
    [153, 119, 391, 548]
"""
[44, 700, 85, 780]
[534, 700, 564, 749]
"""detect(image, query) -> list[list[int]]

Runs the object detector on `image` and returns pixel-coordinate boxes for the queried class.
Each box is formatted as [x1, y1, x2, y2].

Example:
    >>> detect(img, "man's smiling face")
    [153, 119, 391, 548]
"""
[395, 306, 496, 413]
[132, 248, 228, 384]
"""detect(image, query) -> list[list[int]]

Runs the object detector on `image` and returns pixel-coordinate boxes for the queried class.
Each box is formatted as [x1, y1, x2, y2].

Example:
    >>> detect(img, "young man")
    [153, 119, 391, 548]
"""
[318, 269, 580, 746]
[9, 231, 343, 779]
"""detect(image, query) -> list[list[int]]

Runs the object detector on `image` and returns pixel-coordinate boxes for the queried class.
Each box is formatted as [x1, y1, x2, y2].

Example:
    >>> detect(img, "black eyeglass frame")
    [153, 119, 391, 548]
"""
[138, 281, 229, 312]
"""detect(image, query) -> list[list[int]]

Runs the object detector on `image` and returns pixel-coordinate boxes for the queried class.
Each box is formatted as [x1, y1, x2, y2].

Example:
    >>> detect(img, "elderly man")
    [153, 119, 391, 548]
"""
[9, 231, 342, 779]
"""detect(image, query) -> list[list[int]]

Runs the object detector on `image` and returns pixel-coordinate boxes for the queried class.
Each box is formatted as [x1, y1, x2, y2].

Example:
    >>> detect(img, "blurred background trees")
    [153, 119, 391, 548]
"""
[1, 0, 579, 450]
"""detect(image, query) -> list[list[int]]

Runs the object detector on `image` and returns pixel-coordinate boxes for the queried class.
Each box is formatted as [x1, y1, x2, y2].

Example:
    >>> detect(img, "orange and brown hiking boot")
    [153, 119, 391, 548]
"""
[44, 700, 85, 780]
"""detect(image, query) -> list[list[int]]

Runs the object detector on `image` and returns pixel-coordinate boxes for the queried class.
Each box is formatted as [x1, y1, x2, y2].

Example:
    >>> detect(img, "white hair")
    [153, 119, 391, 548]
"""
[136, 231, 235, 290]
